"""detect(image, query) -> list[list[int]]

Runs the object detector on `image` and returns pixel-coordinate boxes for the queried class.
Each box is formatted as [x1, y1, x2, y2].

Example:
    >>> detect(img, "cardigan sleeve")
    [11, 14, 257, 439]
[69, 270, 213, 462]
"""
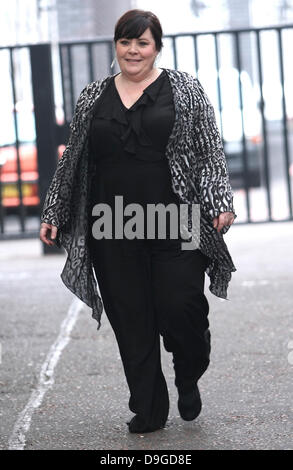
[192, 77, 237, 225]
[40, 83, 94, 229]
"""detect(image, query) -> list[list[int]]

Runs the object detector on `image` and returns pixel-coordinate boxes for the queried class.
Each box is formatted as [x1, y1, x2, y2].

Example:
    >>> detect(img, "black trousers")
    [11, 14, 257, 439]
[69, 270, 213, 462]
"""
[89, 236, 211, 428]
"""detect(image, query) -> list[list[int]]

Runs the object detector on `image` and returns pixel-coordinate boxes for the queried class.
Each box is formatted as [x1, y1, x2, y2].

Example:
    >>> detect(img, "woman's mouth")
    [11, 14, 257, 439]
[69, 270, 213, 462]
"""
[125, 59, 142, 63]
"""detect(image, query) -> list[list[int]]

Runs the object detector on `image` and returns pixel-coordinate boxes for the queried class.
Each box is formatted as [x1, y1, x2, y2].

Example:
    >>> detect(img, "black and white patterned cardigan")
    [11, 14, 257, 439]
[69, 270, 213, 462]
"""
[41, 67, 237, 330]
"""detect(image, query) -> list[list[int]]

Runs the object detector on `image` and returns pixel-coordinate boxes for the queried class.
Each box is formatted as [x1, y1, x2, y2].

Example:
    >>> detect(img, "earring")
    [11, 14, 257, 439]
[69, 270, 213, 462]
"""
[110, 56, 116, 69]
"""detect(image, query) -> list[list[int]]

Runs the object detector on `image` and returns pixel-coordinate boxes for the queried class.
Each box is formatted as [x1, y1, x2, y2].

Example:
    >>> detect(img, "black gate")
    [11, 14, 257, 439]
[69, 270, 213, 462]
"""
[1, 25, 293, 243]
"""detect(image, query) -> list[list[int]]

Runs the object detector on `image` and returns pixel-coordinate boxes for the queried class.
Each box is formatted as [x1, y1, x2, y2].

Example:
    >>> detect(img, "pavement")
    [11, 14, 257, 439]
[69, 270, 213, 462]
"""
[0, 220, 292, 450]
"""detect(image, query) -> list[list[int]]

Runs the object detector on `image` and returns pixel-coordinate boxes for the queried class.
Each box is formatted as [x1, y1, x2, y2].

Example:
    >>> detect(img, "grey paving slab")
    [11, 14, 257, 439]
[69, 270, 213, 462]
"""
[0, 222, 292, 450]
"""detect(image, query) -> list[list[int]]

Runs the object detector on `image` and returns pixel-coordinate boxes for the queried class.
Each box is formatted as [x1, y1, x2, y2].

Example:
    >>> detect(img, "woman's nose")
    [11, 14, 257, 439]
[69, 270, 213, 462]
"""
[128, 41, 138, 53]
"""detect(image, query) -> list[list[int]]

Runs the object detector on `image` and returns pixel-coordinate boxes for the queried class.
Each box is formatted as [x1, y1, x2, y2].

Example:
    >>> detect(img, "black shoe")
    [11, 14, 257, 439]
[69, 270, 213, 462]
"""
[127, 415, 166, 433]
[177, 383, 202, 421]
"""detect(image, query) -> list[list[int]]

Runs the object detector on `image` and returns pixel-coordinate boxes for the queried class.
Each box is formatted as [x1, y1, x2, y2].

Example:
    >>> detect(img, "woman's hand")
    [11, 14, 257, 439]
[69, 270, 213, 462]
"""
[40, 223, 58, 246]
[213, 212, 235, 233]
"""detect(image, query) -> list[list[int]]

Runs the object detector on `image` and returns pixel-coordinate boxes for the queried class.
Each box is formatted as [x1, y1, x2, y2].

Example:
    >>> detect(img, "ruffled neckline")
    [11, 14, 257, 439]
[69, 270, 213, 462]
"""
[92, 69, 166, 158]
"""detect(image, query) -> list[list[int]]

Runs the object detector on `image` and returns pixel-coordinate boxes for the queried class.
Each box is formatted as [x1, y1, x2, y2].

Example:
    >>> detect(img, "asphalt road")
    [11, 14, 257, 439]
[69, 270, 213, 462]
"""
[0, 220, 292, 450]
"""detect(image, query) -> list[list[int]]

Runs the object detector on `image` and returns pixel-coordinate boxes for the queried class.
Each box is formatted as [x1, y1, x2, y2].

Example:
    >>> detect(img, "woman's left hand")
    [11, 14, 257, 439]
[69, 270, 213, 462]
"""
[213, 212, 235, 233]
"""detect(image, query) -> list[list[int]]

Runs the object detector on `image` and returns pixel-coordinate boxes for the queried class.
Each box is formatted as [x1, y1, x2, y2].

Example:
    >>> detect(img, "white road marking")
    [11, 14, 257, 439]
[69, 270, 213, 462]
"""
[8, 298, 84, 450]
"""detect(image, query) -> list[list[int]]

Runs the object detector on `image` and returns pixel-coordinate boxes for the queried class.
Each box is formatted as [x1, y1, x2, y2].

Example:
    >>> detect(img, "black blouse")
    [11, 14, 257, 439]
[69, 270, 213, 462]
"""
[88, 68, 182, 239]
[89, 68, 175, 162]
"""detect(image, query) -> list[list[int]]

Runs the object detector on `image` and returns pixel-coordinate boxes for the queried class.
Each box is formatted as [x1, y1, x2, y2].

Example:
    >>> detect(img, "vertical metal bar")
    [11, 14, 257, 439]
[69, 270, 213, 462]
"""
[67, 45, 75, 117]
[171, 36, 178, 70]
[30, 43, 61, 254]
[193, 34, 199, 77]
[0, 166, 4, 233]
[277, 28, 293, 217]
[87, 43, 94, 82]
[59, 44, 68, 123]
[235, 32, 251, 221]
[9, 47, 26, 232]
[256, 30, 272, 220]
[0, 40, 5, 232]
[214, 33, 224, 139]
[108, 41, 114, 75]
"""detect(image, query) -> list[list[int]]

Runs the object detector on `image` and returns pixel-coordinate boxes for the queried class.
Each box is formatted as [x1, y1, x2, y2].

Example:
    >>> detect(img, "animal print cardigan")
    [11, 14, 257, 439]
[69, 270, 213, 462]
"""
[41, 67, 237, 330]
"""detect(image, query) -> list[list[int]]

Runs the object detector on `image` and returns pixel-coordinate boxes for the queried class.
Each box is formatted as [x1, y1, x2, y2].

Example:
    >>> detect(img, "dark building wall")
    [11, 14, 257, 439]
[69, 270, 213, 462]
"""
[55, 0, 133, 115]
[226, 0, 254, 83]
[56, 0, 133, 40]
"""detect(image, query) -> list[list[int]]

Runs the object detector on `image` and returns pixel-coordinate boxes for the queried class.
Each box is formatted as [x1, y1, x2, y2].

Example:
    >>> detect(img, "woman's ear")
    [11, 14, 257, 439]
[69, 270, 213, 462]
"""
[155, 50, 161, 64]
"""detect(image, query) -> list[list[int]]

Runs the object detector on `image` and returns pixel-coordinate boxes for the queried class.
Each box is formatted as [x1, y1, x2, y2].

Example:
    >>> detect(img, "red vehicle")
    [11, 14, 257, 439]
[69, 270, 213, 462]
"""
[0, 143, 40, 208]
[0, 102, 65, 210]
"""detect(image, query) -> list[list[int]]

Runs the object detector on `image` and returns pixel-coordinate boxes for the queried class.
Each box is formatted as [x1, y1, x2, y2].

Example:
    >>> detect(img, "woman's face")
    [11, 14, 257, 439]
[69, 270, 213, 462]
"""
[115, 27, 159, 78]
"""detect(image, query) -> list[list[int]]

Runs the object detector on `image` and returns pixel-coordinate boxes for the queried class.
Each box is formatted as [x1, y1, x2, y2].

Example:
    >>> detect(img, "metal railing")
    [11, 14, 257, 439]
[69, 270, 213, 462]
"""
[1, 24, 293, 240]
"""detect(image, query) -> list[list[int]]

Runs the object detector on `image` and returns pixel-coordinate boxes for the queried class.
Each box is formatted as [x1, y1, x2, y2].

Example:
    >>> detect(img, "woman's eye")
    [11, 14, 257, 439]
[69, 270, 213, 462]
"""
[120, 40, 148, 46]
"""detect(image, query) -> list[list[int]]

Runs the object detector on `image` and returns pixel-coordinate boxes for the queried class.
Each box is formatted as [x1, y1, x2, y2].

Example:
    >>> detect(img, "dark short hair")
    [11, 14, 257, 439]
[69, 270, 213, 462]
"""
[114, 9, 163, 52]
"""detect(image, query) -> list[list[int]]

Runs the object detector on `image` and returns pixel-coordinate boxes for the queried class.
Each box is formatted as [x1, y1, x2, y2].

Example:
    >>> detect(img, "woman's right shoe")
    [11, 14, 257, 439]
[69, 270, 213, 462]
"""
[177, 383, 202, 421]
[126, 415, 166, 433]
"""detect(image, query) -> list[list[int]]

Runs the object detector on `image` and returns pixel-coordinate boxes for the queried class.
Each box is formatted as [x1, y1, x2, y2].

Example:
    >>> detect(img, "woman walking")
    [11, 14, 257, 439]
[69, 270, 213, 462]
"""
[40, 9, 236, 434]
